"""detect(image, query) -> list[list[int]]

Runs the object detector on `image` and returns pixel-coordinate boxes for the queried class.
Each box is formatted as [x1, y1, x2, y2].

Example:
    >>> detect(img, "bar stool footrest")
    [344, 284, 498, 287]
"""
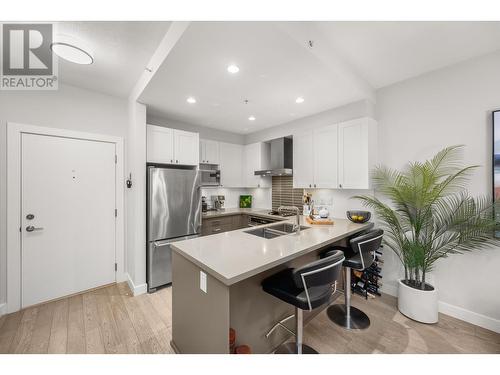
[327, 304, 370, 330]
[274, 342, 318, 354]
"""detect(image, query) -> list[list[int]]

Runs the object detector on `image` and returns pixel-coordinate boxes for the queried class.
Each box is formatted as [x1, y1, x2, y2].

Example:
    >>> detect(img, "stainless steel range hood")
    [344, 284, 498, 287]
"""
[254, 137, 293, 177]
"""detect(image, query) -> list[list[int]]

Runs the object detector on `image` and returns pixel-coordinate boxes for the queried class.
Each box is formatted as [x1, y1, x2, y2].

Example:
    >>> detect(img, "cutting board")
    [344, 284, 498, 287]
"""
[306, 216, 334, 225]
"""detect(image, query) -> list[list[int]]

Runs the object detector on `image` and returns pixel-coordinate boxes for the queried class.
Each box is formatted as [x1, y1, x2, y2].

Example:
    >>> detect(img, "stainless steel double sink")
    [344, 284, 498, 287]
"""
[244, 223, 310, 239]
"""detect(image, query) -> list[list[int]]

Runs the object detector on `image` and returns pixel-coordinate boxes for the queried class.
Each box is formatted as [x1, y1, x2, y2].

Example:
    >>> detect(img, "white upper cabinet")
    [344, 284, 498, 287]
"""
[219, 142, 244, 187]
[147, 125, 199, 166]
[293, 131, 314, 188]
[243, 142, 271, 188]
[293, 118, 377, 190]
[313, 124, 338, 189]
[173, 129, 199, 165]
[338, 118, 377, 189]
[147, 125, 174, 164]
[199, 139, 220, 164]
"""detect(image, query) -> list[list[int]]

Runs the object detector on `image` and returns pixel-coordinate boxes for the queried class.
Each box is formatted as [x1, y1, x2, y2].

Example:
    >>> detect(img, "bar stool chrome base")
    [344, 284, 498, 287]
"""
[327, 304, 370, 330]
[274, 342, 318, 354]
[326, 266, 371, 330]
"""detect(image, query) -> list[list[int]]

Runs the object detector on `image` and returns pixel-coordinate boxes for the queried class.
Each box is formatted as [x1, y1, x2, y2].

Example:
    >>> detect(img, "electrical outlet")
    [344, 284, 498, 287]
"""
[200, 271, 207, 293]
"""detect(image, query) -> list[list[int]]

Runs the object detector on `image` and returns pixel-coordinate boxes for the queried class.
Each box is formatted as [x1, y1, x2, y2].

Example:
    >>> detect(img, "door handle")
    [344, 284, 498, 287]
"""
[26, 225, 44, 232]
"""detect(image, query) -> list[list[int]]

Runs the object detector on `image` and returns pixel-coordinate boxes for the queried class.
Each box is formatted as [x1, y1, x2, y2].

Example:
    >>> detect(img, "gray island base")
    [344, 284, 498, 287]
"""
[171, 215, 373, 354]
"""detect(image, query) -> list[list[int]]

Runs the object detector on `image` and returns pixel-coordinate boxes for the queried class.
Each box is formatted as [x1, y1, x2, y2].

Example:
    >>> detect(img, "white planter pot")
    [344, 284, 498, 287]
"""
[397, 279, 438, 324]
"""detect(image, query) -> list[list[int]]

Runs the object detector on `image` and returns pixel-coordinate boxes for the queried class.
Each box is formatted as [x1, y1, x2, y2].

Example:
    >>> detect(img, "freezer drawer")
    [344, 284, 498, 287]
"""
[147, 234, 199, 292]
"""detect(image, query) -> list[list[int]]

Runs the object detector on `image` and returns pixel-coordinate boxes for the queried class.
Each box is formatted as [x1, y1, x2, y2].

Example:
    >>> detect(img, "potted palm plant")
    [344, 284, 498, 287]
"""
[355, 146, 497, 323]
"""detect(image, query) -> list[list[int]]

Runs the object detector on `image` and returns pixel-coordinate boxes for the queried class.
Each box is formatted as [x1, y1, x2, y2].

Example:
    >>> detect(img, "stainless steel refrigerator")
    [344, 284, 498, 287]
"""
[147, 165, 201, 292]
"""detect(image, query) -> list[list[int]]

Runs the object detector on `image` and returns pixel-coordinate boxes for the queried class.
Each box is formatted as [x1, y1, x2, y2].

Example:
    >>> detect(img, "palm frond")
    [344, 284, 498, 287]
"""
[355, 145, 499, 289]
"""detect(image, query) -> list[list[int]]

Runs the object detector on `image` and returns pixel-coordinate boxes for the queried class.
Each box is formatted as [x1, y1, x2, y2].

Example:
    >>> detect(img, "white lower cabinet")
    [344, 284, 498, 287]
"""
[219, 142, 244, 187]
[293, 118, 377, 189]
[147, 125, 199, 166]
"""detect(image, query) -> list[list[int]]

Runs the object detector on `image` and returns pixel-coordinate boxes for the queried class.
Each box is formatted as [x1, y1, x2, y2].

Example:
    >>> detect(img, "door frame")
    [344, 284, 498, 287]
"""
[6, 122, 125, 313]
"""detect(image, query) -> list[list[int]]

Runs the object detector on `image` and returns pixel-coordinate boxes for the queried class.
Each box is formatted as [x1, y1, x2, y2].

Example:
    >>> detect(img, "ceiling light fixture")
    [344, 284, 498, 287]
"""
[248, 116, 256, 121]
[227, 64, 240, 74]
[186, 97, 197, 104]
[50, 35, 94, 65]
[295, 97, 305, 104]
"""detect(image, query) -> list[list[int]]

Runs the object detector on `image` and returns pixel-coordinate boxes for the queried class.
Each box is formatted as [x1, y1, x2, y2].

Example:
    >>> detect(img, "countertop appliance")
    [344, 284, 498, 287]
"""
[199, 164, 220, 186]
[254, 137, 293, 177]
[211, 195, 225, 210]
[147, 165, 201, 292]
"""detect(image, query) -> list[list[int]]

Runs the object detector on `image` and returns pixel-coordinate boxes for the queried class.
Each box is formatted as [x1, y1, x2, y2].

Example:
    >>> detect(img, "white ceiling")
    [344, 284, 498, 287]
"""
[139, 21, 500, 135]
[53, 22, 171, 98]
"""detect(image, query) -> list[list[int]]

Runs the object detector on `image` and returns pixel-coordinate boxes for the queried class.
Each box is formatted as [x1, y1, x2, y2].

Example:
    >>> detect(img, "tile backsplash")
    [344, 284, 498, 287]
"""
[271, 176, 304, 212]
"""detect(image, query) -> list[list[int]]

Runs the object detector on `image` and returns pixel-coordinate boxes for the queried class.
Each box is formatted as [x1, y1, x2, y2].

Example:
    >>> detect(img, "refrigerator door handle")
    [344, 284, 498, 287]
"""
[153, 234, 200, 247]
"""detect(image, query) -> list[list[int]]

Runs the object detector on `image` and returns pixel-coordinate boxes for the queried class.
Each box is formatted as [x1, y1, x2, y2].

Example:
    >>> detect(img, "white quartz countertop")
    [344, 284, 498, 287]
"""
[172, 213, 373, 286]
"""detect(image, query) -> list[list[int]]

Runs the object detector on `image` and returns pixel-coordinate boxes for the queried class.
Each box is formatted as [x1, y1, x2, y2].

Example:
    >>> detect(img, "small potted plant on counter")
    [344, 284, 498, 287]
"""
[354, 145, 498, 323]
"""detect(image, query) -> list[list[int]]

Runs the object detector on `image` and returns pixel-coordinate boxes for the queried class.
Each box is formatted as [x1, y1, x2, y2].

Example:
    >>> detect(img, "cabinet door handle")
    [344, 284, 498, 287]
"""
[170, 159, 173, 163]
[314, 184, 316, 188]
[176, 160, 179, 163]
[309, 184, 311, 188]
[339, 184, 342, 188]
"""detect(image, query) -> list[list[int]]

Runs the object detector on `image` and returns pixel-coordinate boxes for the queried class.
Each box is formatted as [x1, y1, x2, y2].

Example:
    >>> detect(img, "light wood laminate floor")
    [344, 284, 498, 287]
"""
[0, 282, 499, 354]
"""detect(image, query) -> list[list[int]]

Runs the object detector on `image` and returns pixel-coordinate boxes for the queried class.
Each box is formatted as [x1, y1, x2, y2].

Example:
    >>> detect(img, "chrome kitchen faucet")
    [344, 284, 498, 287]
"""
[277, 206, 301, 234]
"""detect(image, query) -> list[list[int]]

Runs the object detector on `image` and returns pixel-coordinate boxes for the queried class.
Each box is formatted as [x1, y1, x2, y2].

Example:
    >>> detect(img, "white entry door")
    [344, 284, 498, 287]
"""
[21, 133, 116, 307]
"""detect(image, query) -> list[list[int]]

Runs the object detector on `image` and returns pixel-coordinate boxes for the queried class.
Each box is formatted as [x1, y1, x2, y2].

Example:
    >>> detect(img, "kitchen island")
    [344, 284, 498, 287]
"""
[170, 213, 373, 354]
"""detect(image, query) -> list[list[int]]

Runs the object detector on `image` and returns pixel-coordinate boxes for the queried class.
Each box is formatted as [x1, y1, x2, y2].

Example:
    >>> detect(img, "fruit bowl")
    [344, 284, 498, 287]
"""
[346, 210, 371, 223]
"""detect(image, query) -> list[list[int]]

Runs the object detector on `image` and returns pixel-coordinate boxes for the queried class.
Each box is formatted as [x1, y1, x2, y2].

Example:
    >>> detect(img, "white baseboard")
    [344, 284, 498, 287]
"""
[126, 273, 147, 296]
[381, 282, 500, 333]
[0, 303, 6, 317]
[381, 282, 398, 297]
[438, 301, 500, 334]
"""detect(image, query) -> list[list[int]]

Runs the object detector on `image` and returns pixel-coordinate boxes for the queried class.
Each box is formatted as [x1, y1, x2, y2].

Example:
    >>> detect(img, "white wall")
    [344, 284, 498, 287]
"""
[376, 50, 500, 331]
[303, 189, 373, 218]
[0, 83, 128, 311]
[201, 187, 272, 209]
[125, 101, 148, 295]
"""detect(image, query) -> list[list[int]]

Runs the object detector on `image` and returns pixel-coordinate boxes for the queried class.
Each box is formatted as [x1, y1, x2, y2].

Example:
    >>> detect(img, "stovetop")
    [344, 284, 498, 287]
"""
[267, 210, 297, 217]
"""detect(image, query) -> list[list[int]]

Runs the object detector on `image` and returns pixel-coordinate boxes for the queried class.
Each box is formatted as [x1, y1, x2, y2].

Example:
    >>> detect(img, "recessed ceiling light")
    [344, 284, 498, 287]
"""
[50, 35, 93, 65]
[186, 97, 197, 104]
[227, 64, 240, 74]
[295, 97, 305, 104]
[248, 116, 256, 121]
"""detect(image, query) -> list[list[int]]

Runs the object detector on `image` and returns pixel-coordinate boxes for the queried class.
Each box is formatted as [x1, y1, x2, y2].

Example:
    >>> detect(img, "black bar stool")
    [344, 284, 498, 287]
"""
[262, 250, 345, 354]
[322, 229, 383, 330]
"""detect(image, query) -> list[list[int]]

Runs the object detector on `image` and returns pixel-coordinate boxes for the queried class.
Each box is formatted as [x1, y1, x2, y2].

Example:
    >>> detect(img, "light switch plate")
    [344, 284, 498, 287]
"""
[200, 271, 207, 293]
